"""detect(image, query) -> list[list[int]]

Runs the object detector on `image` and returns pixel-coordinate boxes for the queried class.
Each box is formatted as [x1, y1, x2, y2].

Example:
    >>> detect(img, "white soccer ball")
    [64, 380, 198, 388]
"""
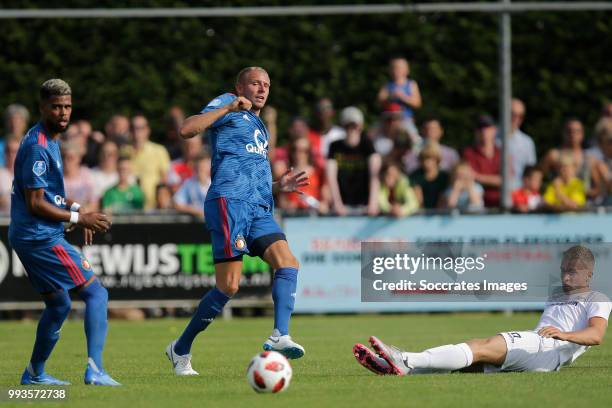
[246, 351, 292, 393]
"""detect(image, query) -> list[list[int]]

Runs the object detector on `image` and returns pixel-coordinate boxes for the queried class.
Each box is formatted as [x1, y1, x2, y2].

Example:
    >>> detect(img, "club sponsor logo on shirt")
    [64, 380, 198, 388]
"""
[54, 195, 67, 206]
[246, 129, 268, 157]
[32, 161, 46, 176]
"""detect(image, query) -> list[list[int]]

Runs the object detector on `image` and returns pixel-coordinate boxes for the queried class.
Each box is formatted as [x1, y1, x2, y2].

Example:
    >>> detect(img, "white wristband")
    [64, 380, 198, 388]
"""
[70, 202, 81, 212]
[69, 211, 79, 224]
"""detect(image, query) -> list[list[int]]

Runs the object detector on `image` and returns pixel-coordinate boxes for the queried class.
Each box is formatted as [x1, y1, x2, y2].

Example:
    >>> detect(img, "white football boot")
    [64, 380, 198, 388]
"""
[165, 340, 199, 376]
[263, 329, 305, 359]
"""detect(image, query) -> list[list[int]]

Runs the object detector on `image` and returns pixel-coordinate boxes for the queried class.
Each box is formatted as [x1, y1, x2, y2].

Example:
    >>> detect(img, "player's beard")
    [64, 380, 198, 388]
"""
[48, 120, 69, 134]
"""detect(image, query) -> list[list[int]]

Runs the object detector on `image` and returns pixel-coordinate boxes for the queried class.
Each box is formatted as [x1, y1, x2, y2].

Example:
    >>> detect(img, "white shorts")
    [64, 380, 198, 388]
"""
[484, 331, 561, 373]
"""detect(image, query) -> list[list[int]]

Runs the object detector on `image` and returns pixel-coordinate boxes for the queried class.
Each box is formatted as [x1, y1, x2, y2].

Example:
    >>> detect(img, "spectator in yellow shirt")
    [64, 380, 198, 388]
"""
[127, 114, 170, 209]
[543, 153, 586, 211]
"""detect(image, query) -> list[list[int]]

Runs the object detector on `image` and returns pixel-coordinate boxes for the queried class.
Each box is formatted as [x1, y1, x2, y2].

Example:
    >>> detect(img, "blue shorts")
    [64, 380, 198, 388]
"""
[204, 197, 285, 263]
[13, 238, 94, 293]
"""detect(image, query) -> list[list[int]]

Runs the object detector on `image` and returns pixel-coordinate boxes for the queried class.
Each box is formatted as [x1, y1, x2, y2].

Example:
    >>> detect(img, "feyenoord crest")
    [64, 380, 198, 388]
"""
[235, 234, 246, 250]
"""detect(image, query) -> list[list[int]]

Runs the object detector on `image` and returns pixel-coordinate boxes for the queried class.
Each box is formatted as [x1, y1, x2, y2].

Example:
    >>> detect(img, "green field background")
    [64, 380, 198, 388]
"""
[1, 313, 611, 408]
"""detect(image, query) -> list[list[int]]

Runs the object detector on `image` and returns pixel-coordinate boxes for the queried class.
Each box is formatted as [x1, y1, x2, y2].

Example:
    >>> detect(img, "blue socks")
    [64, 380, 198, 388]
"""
[272, 267, 298, 336]
[174, 287, 230, 356]
[78, 279, 108, 371]
[30, 291, 71, 375]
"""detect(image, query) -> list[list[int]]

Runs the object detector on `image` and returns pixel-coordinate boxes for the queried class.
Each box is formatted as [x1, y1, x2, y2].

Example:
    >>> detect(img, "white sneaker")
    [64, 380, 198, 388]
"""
[263, 329, 305, 359]
[165, 341, 199, 376]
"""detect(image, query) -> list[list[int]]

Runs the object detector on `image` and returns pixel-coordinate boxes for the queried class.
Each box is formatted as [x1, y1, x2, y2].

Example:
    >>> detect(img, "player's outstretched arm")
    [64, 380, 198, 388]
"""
[538, 317, 607, 346]
[25, 188, 111, 233]
[180, 96, 252, 139]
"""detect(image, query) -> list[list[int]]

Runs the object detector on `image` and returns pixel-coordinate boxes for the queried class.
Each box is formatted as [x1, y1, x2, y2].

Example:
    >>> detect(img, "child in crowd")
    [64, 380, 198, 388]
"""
[543, 154, 586, 211]
[511, 165, 543, 213]
[378, 162, 419, 217]
[443, 162, 484, 211]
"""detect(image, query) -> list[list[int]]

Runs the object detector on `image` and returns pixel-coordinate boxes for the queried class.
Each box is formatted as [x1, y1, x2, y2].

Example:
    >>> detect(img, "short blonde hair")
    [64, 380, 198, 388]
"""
[236, 67, 269, 86]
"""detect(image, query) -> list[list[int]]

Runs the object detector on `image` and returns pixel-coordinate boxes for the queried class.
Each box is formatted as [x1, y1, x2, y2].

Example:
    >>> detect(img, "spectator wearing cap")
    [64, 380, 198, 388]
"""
[409, 142, 450, 209]
[378, 162, 419, 217]
[1, 104, 30, 166]
[543, 153, 586, 212]
[327, 107, 381, 216]
[309, 97, 346, 159]
[504, 98, 537, 191]
[0, 135, 19, 214]
[369, 102, 414, 162]
[403, 118, 459, 174]
[377, 57, 422, 137]
[463, 115, 502, 207]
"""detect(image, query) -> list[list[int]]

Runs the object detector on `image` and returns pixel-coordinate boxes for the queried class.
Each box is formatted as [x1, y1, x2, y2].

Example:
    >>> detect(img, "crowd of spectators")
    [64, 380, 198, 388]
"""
[1, 56, 612, 219]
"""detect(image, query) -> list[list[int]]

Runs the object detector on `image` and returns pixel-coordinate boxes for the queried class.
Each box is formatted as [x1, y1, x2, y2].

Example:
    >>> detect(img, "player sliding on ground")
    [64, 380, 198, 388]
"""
[166, 67, 308, 376]
[354, 245, 611, 375]
[10, 79, 120, 386]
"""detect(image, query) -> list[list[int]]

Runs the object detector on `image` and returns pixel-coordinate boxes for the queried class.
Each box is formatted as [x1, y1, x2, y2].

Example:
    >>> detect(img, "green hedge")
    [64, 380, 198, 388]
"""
[1, 1, 610, 155]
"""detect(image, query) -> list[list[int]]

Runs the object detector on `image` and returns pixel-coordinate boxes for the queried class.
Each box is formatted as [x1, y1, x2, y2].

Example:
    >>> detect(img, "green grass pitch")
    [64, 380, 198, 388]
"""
[1, 313, 611, 408]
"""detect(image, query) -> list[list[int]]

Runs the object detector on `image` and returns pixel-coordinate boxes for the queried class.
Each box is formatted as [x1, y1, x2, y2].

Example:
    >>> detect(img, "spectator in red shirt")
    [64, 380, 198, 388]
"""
[512, 165, 543, 213]
[167, 135, 204, 190]
[276, 136, 330, 214]
[463, 115, 501, 207]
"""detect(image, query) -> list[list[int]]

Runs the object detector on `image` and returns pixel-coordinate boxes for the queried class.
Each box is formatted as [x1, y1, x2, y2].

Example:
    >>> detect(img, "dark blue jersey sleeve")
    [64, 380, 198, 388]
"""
[21, 144, 50, 189]
[200, 93, 237, 129]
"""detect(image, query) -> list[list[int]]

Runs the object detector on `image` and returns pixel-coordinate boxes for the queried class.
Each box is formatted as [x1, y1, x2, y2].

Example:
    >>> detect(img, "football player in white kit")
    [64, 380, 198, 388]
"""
[354, 245, 611, 375]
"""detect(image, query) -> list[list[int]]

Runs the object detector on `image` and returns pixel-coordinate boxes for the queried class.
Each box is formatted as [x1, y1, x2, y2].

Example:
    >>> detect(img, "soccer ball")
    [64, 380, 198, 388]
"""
[246, 351, 292, 393]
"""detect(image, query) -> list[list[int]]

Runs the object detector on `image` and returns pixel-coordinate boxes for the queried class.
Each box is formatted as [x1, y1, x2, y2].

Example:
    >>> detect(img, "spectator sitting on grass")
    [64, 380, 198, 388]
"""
[443, 162, 484, 212]
[378, 162, 419, 217]
[409, 142, 449, 210]
[543, 153, 586, 212]
[173, 153, 212, 219]
[101, 156, 145, 213]
[511, 165, 543, 213]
